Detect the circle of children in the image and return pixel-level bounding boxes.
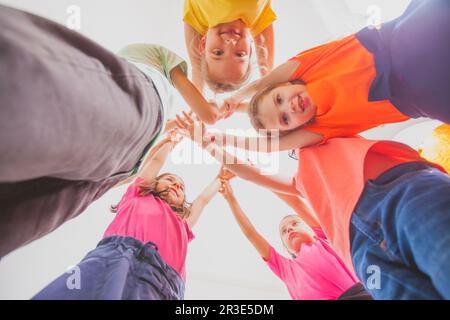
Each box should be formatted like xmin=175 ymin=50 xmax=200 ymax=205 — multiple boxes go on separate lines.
xmin=0 ymin=0 xmax=449 ymax=300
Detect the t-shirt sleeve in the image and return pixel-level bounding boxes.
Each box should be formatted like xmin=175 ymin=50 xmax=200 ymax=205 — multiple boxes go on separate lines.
xmin=183 ymin=0 xmax=207 ymax=35
xmin=263 ymin=246 xmax=291 ymax=281
xmin=251 ymin=0 xmax=277 ymax=37
xmin=288 ymin=35 xmax=354 ymax=82
xmin=118 ymin=44 xmax=188 ymax=85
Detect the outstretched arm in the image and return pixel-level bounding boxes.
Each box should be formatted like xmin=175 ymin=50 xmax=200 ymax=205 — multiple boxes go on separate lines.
xmin=220 ymin=59 xmax=301 ymax=118
xmin=137 ymin=132 xmax=182 ymax=184
xmin=186 ymin=167 xmax=235 ymax=228
xmin=214 ymin=129 xmax=323 ymax=152
xmin=170 ymin=65 xmax=221 ymax=125
xmin=272 ymin=192 xmax=321 ymax=228
xmin=184 ymin=23 xmax=205 ymax=94
xmin=186 ymin=176 xmax=221 ymax=229
xmin=114 ymin=135 xmax=177 ymax=188
xmin=175 ymin=114 xmax=301 ymax=195
xmin=220 ymin=180 xmax=271 ymax=260
xmin=254 ymin=25 xmax=274 ymax=76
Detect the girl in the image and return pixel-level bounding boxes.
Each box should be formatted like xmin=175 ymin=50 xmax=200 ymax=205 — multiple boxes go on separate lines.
xmin=218 ymin=0 xmax=450 ymax=152
xmin=184 ymin=0 xmax=276 ymax=94
xmin=178 ymin=116 xmax=450 ymax=299
xmin=0 ymin=5 xmax=221 ymax=257
xmin=219 ymin=176 xmax=370 ymax=300
xmin=32 ymin=133 xmax=229 ymax=300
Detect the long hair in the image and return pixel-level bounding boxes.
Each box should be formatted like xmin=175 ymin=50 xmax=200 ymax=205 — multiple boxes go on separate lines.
xmin=111 ymin=173 xmax=192 ymax=219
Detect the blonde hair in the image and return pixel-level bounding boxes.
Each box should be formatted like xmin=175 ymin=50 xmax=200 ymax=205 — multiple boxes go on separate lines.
xmin=111 ymin=173 xmax=192 ymax=219
xmin=189 ymin=32 xmax=255 ymax=94
xmin=248 ymin=80 xmax=312 ymax=136
xmin=279 ymin=215 xmax=303 ymax=259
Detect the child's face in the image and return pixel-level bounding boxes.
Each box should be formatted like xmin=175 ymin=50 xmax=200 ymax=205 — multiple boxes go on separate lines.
xmin=155 ymin=174 xmax=186 ymax=207
xmin=258 ymin=83 xmax=317 ymax=132
xmin=279 ymin=216 xmax=316 ymax=255
xmin=201 ymin=20 xmax=251 ymax=89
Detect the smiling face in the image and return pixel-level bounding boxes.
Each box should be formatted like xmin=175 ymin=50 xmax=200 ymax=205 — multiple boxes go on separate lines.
xmin=155 ymin=174 xmax=186 ymax=207
xmin=255 ymin=83 xmax=317 ymax=132
xmin=200 ymin=20 xmax=252 ymax=91
xmin=279 ymin=216 xmax=317 ymax=256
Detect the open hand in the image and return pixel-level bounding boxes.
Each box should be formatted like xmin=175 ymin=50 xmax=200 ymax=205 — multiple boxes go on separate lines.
xmin=175 ymin=111 xmax=206 ymax=145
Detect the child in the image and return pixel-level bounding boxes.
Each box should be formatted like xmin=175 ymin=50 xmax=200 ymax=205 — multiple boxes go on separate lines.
xmin=183 ymin=0 xmax=276 ymax=94
xmin=219 ymin=0 xmax=450 ymax=152
xmin=32 ymin=133 xmax=229 ymax=300
xmin=0 ymin=5 xmax=220 ymax=258
xmin=219 ymin=177 xmax=370 ymax=300
xmin=178 ymin=116 xmax=450 ymax=299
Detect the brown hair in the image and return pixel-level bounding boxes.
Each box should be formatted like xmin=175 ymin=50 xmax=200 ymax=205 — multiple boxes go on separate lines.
xmin=200 ymin=57 xmax=252 ymax=93
xmin=111 ymin=173 xmax=192 ymax=219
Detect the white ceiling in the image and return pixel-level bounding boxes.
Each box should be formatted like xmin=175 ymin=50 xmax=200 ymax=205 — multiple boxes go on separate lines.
xmin=0 ymin=0 xmax=439 ymax=300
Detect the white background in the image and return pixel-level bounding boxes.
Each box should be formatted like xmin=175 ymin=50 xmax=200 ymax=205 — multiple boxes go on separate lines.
xmin=0 ymin=0 xmax=438 ymax=300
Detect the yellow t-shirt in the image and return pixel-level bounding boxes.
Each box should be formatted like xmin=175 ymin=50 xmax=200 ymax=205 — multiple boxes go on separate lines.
xmin=183 ymin=0 xmax=276 ymax=37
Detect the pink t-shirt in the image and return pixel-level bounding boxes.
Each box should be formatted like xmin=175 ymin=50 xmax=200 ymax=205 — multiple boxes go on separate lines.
xmin=103 ymin=178 xmax=195 ymax=281
xmin=264 ymin=228 xmax=358 ymax=300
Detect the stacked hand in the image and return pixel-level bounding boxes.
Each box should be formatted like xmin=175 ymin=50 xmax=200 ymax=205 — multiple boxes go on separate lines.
xmin=218 ymin=167 xmax=235 ymax=200
xmin=219 ymin=95 xmax=244 ymax=119
xmin=175 ymin=111 xmax=206 ymax=144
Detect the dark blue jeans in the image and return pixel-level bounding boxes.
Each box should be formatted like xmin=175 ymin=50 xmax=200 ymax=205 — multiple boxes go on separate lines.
xmin=32 ymin=236 xmax=185 ymax=300
xmin=350 ymin=162 xmax=450 ymax=300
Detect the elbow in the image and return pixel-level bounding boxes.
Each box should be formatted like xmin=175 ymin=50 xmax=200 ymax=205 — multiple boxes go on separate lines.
xmin=202 ymin=111 xmax=220 ymax=125
xmin=203 ymin=115 xmax=218 ymax=126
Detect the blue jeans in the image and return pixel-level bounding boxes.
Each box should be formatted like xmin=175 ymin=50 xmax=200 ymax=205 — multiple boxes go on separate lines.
xmin=32 ymin=236 xmax=185 ymax=300
xmin=350 ymin=162 xmax=450 ymax=300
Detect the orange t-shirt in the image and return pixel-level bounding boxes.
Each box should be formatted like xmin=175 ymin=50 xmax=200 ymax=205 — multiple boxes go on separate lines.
xmin=294 ymin=137 xmax=434 ymax=272
xmin=289 ymin=35 xmax=410 ymax=140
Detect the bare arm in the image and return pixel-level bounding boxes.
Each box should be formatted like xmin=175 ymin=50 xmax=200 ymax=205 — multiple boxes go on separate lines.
xmin=113 ymin=136 xmax=174 ymax=188
xmin=272 ymin=192 xmax=321 ymax=228
xmin=171 ymin=65 xmax=221 ymax=125
xmin=186 ymin=176 xmax=221 ymax=228
xmin=184 ymin=23 xmax=204 ymax=93
xmin=232 ymin=59 xmax=300 ymax=103
xmin=174 ymin=114 xmax=301 ymax=195
xmin=221 ymin=181 xmax=271 ymax=260
xmin=214 ymin=128 xmax=323 ymax=153
xmin=206 ymin=143 xmax=300 ymax=196
xmin=254 ymin=25 xmax=274 ymax=76
xmin=138 ymin=138 xmax=175 ymax=183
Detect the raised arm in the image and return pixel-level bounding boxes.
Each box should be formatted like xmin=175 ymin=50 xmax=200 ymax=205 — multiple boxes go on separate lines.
xmin=221 ymin=59 xmax=301 ymax=116
xmin=186 ymin=175 xmax=221 ymax=229
xmin=272 ymin=192 xmax=321 ymax=229
xmin=184 ymin=23 xmax=205 ymax=93
xmin=220 ymin=180 xmax=271 ymax=260
xmin=137 ymin=135 xmax=179 ymax=184
xmin=254 ymin=25 xmax=274 ymax=76
xmin=114 ymin=135 xmax=176 ymax=188
xmin=175 ymin=114 xmax=301 ymax=195
xmin=170 ymin=65 xmax=221 ymax=125
xmin=211 ymin=128 xmax=323 ymax=153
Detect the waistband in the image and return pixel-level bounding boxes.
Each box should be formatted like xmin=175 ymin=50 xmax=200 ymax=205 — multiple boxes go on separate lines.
xmin=97 ymin=236 xmax=182 ymax=281
xmin=374 ymin=161 xmax=438 ymax=185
